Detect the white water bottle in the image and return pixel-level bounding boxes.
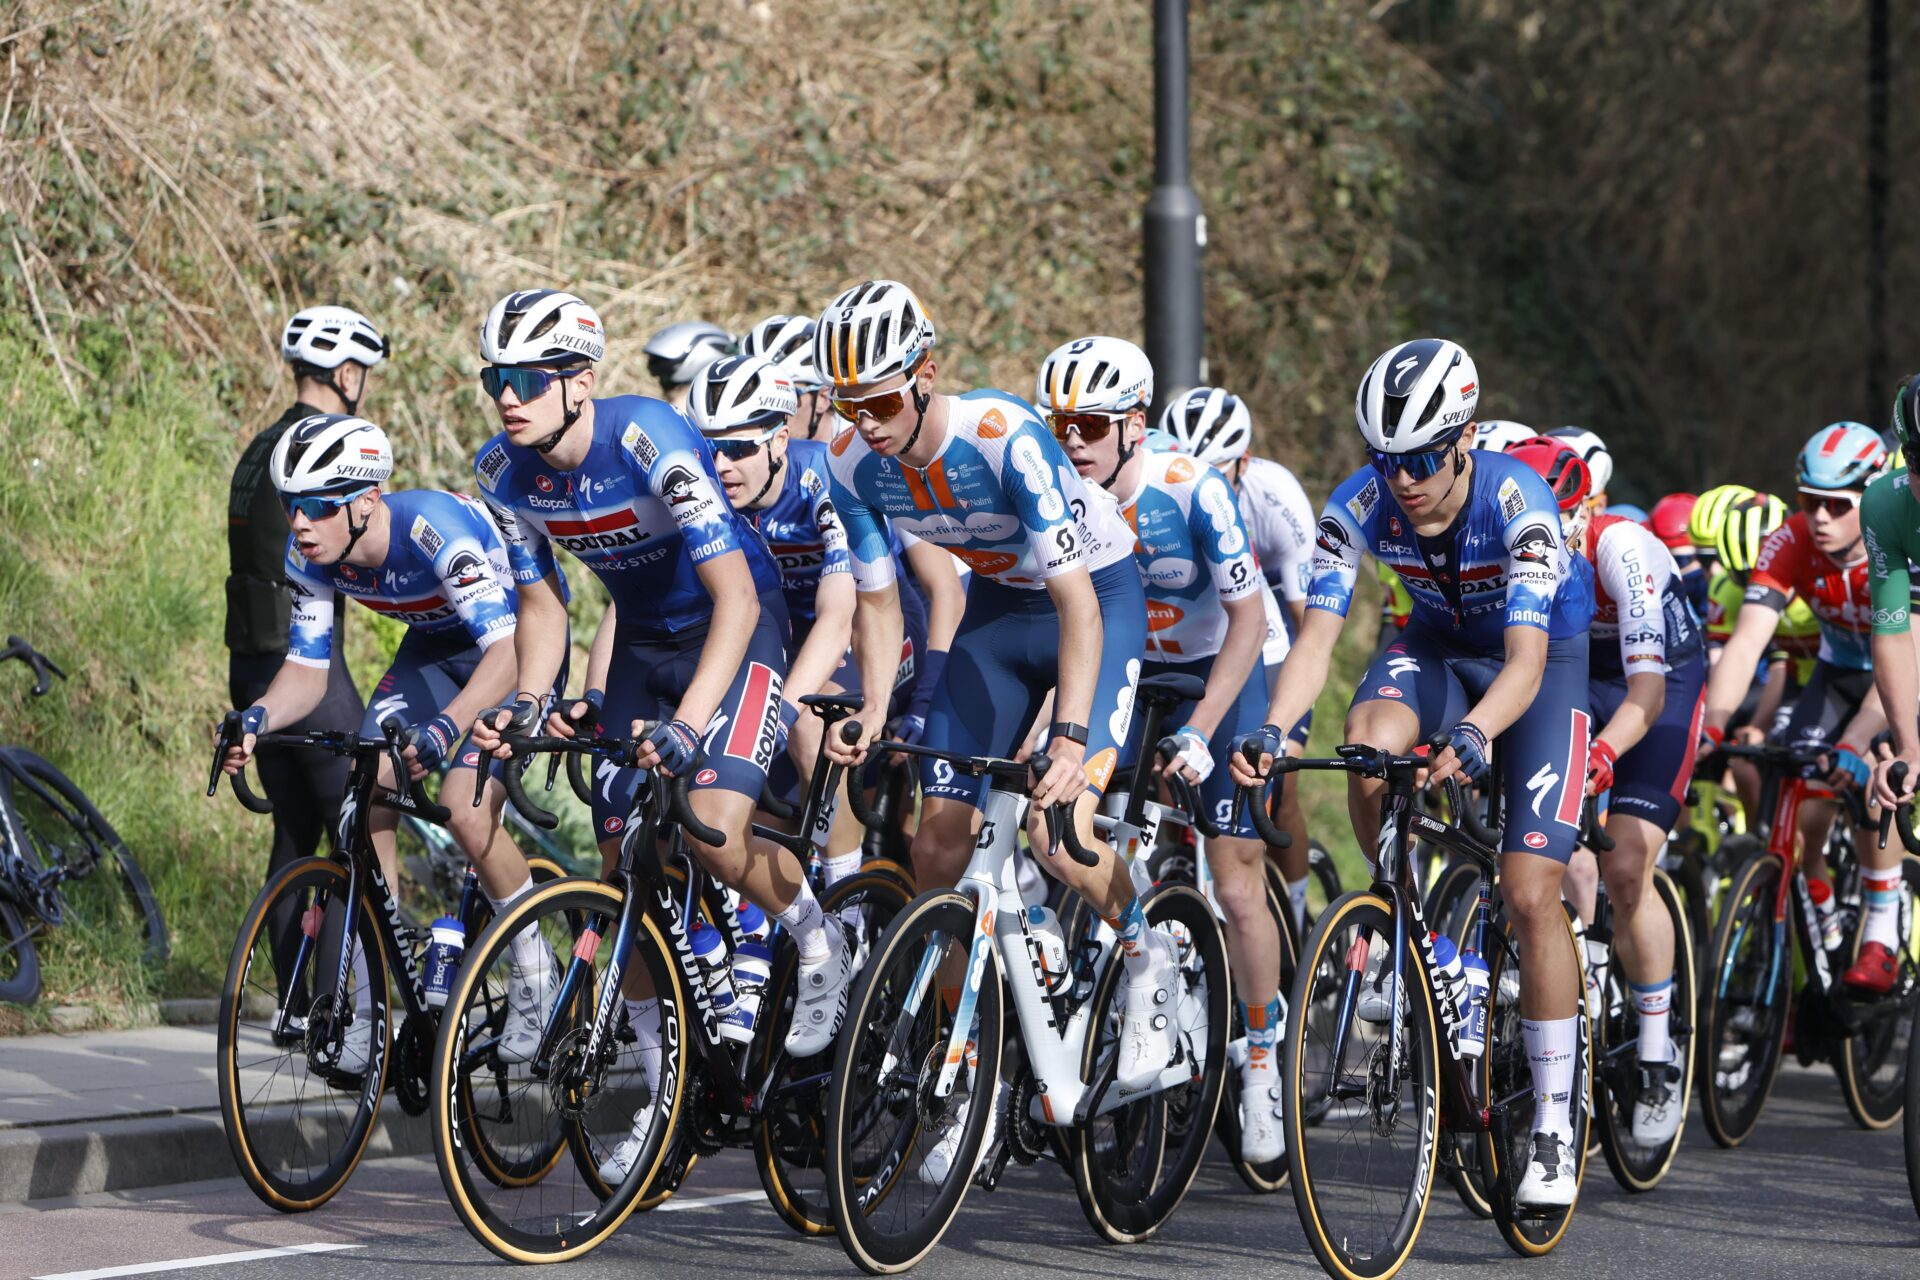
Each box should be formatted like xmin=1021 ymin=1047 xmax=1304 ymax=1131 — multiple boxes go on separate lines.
xmin=690 ymin=920 xmax=737 ymax=1020
xmin=423 ymin=915 xmax=465 ymax=1010
xmin=1025 ymin=905 xmax=1071 ymax=994
xmin=722 ymin=937 xmax=772 ymax=1045
xmin=1808 ymin=877 xmax=1845 ymax=953
xmin=1429 ymin=933 xmax=1466 ymax=1030
xmin=1458 ymin=948 xmax=1490 ymax=1058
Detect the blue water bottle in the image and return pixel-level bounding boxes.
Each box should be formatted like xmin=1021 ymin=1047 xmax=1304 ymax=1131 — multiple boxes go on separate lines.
xmin=690 ymin=920 xmax=737 ymax=1020
xmin=423 ymin=915 xmax=465 ymax=1009
xmin=1458 ymin=947 xmax=1490 ymax=1058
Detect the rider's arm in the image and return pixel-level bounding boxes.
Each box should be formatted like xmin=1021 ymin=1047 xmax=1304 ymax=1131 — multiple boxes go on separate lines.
xmin=903 ymin=535 xmax=965 ymax=652
xmin=1188 ymin=593 xmax=1265 ymax=741
xmin=508 ymin=570 xmax=571 ymax=711
xmin=1751 ymin=656 xmax=1789 ymax=730
xmin=787 ymin=571 xmax=855 ymax=703
xmin=1598 ymin=671 xmax=1665 ymax=759
xmin=823 ymin=461 xmax=907 ymax=759
xmin=1038 ymin=565 xmax=1104 ymax=806
xmin=1429 ymin=623 xmax=1548 ymax=786
xmin=432 ymin=514 xmax=522 ymax=731
xmin=252 ymin=551 xmax=337 ymax=729
xmin=673 ymin=549 xmax=761 ymax=731
xmin=1703 ymin=602 xmax=1782 ymax=734
xmin=1183 ymin=466 xmax=1266 ymax=740
xmin=585 ymin=600 xmax=616 ymax=694
xmin=1594 ymin=522 xmax=1670 ymax=755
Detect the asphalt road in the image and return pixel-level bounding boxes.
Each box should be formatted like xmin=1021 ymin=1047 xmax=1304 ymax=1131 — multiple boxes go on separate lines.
xmin=3 ymin=1062 xmax=1914 ymax=1280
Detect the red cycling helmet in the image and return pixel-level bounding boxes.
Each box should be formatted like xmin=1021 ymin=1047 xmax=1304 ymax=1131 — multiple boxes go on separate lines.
xmin=1649 ymin=492 xmax=1698 ymax=551
xmin=1507 ymin=436 xmax=1592 ymax=512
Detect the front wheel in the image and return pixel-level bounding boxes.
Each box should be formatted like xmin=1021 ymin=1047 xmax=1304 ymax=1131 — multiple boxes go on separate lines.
xmin=1593 ymin=868 xmax=1696 ymax=1192
xmin=1698 ymin=852 xmax=1791 ymax=1148
xmin=1835 ymin=852 xmax=1920 ymax=1129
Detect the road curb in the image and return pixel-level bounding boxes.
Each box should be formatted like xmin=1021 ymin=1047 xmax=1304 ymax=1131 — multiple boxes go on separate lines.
xmin=0 ymin=1103 xmax=431 ymax=1203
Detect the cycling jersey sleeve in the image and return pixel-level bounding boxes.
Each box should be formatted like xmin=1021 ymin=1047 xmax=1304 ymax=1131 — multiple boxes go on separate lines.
xmin=1597 ymin=520 xmax=1672 ymax=673
xmin=1304 ymin=470 xmax=1374 ymax=620
xmin=803 ymin=466 xmax=853 ymax=583
xmin=632 ymin=418 xmax=740 ymax=564
xmin=826 ymin=461 xmax=900 ymax=594
xmin=422 ymin=514 xmax=518 ymax=653
xmin=475 ymin=439 xmax=558 ymax=587
xmin=1244 ymin=460 xmax=1316 ymax=603
xmin=1744 ymin=520 xmax=1804 ymax=615
xmin=1493 ymin=470 xmax=1561 ymax=631
xmin=1861 ymin=471 xmax=1914 ymax=634
xmin=283 ymin=542 xmax=335 ymax=668
xmin=999 ymin=421 xmax=1090 ymax=581
xmin=1190 ymin=467 xmax=1263 ymax=602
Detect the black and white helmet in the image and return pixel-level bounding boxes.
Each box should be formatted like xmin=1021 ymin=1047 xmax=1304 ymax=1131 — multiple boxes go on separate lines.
xmin=1354 ymin=338 xmax=1479 ymax=453
xmin=687 ymin=355 xmax=799 ymax=436
xmin=1472 ymin=420 xmax=1534 ymax=453
xmin=741 ymin=314 xmax=824 ymax=392
xmin=269 ymin=414 xmax=393 ymax=497
xmin=814 ymin=280 xmax=936 ymax=389
xmin=1160 ymin=386 xmax=1252 ymax=467
xmin=1033 ymin=337 xmax=1154 ymax=416
xmin=1545 ymin=425 xmax=1612 ymax=494
xmin=480 ymin=290 xmax=605 ymax=366
xmin=280 ymin=306 xmax=387 ymax=370
xmin=642 ymin=320 xmax=731 ymax=387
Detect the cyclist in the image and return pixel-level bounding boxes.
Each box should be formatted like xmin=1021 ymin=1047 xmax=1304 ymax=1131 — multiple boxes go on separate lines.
xmin=219 ymin=413 xmax=531 ymax=1072
xmin=741 ymin=314 xmax=834 ymax=442
xmin=812 ymin=282 xmax=1161 ymax=1175
xmin=1701 ymin=424 xmax=1899 ymax=992
xmin=1231 ymin=338 xmax=1596 ymax=1208
xmin=224 ymin=306 xmax=379 ymax=1003
xmin=641 ymin=319 xmax=732 ymax=410
xmin=464 ymin=291 xmax=849 ymax=1181
xmin=1041 ymin=338 xmax=1284 ymax=1162
xmin=1157 ymin=385 xmax=1320 ymax=931
xmin=1690 ymin=482 xmax=1756 ymax=578
xmin=1547 ymin=424 xmax=1612 ymax=515
xmin=1511 ymin=437 xmax=1705 ymax=1145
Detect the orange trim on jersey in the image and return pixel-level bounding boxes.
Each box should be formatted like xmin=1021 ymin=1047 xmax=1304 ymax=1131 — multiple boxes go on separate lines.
xmin=926 ymin=460 xmax=957 ymax=507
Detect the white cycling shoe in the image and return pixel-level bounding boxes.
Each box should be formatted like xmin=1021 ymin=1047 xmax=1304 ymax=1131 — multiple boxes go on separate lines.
xmin=1356 ymin=946 xmax=1405 ymax=1025
xmin=1515 ymin=1130 xmax=1578 ymax=1208
xmin=495 ymin=954 xmax=560 ymax=1065
xmin=1630 ymin=1052 xmax=1685 ymax=1146
xmin=330 ymin=1016 xmax=373 ymax=1077
xmin=1116 ymin=931 xmax=1179 ymax=1090
xmin=918 ymin=1081 xmax=1006 ymax=1184
xmin=1239 ymin=1071 xmax=1284 ymax=1163
xmin=596 ymin=1103 xmax=656 ymax=1186
xmin=784 ymin=918 xmax=853 ymax=1058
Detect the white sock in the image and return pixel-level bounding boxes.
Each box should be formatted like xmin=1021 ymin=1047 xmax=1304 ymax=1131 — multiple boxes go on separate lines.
xmin=1286 ymin=877 xmax=1309 ymax=933
xmin=1863 ymin=869 xmax=1904 ymax=950
xmin=485 ymin=876 xmax=549 ymax=972
xmin=823 ymin=851 xmax=862 ymax=886
xmin=350 ymin=944 xmax=372 ymax=1014
xmin=1522 ymin=1016 xmax=1578 ymax=1145
xmin=1631 ymin=978 xmax=1673 ymax=1065
xmin=624 ymin=998 xmax=663 ymax=1106
xmin=778 ymin=883 xmax=831 ymax=962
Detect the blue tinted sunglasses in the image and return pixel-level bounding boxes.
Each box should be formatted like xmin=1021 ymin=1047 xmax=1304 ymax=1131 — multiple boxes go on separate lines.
xmin=281 ymin=488 xmax=369 ymax=521
xmin=710 ymin=426 xmax=783 ymax=460
xmin=1367 ymin=437 xmax=1460 ymax=481
xmin=481 ymin=364 xmax=583 ymax=402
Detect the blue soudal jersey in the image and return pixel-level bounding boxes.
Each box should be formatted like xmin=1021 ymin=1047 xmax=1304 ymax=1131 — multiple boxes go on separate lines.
xmin=1116 ymin=450 xmax=1263 ymax=660
xmin=1309 ymin=451 xmax=1594 ymax=647
xmin=284 ymin=489 xmax=518 ymax=666
xmin=476 ymin=396 xmax=782 ymax=635
xmin=826 ymin=390 xmax=1135 ymax=592
xmin=745 ymin=438 xmax=854 ymax=625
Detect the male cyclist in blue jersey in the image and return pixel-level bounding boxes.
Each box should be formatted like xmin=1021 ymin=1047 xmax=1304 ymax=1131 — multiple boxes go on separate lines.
xmin=219 ymin=414 xmax=537 ymax=1071
xmin=464 ymin=291 xmax=850 ymax=1181
xmin=813 ymin=281 xmax=1163 ymax=1176
xmin=1232 ymin=338 xmax=1596 ymax=1208
xmin=1040 ymin=336 xmax=1285 ymax=1163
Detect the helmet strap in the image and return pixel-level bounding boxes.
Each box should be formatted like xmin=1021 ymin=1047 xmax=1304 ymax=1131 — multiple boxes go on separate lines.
xmin=341 ymin=495 xmax=372 ymax=561
xmin=747 ymin=452 xmax=784 ymax=508
xmin=898 ymin=382 xmax=933 ymax=457
xmin=1102 ymin=432 xmax=1136 ymax=491
xmin=532 ymin=374 xmax=586 ymax=455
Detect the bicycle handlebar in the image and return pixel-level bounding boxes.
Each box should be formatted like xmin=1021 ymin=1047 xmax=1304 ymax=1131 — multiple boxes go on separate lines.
xmin=840 ymin=721 xmax=891 ymax=832
xmin=1155 ymin=736 xmax=1219 ymax=839
xmin=4 ymin=636 xmax=66 ymax=698
xmin=210 ymin=712 xmax=451 ymax=823
xmin=493 ymin=726 xmax=727 ymax=847
xmin=1880 ymin=762 xmax=1920 ymax=857
xmin=1228 ymin=739 xmax=1297 ymax=849
xmin=1028 ymin=751 xmax=1098 ymax=867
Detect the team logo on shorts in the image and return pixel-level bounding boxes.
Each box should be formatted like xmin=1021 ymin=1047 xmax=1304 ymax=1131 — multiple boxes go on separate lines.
xmin=1524 ymin=831 xmax=1548 ymax=849
xmin=603 ymin=816 xmax=624 ymax=833
xmin=695 ymin=767 xmax=719 ymax=786
xmin=722 ymin=662 xmax=785 ymax=772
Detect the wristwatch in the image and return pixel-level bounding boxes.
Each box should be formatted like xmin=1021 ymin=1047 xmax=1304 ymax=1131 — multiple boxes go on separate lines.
xmin=1050 ymin=721 xmax=1089 ymax=747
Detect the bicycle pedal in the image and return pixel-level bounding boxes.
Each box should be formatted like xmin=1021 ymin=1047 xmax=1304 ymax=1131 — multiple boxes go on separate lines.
xmin=975 ymin=1141 xmax=1011 ymax=1191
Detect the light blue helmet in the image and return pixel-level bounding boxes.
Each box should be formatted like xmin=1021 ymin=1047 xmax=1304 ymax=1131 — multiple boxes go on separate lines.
xmin=1144 ymin=428 xmax=1185 ymax=453
xmin=1796 ymin=422 xmax=1889 ymax=492
xmin=1604 ymin=503 xmax=1650 ymax=526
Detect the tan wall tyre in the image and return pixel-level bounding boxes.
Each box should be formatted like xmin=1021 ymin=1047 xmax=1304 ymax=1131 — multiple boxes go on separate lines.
xmin=1477 ymin=908 xmax=1592 ymax=1257
xmin=1283 ymin=891 xmax=1443 ymax=1280
xmin=216 ymin=856 xmax=391 ymax=1213
xmin=1428 ymin=866 xmax=1495 ymax=1221
xmin=825 ymin=890 xmax=1002 ymax=1275
xmin=1069 ymin=882 xmax=1229 ymax=1241
xmin=754 ymin=868 xmax=915 ymax=1237
xmin=1698 ymin=852 xmax=1791 ymax=1148
xmin=1215 ymin=874 xmax=1296 ymax=1193
xmin=429 ymin=877 xmax=689 ymax=1264
xmin=1593 ymin=868 xmax=1697 ymax=1193
xmin=1835 ymin=851 xmax=1920 ymax=1129
xmin=1903 ymin=998 xmax=1920 ymax=1217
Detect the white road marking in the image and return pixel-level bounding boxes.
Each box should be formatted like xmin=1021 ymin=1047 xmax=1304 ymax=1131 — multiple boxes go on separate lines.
xmin=655 ymin=1190 xmax=764 ymax=1213
xmin=33 ymin=1242 xmax=364 ymax=1279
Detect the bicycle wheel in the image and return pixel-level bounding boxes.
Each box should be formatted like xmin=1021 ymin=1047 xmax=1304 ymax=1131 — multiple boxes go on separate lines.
xmin=826 ymin=889 xmax=1003 ymax=1275
xmin=1070 ymin=882 xmax=1229 ymax=1240
xmin=432 ymin=878 xmax=683 ymax=1263
xmin=1698 ymin=852 xmax=1791 ymax=1148
xmin=1593 ymin=868 xmax=1696 ymax=1192
xmin=4 ymin=749 xmax=167 ymax=969
xmin=1904 ymin=997 xmax=1920 ymax=1218
xmin=1284 ymin=890 xmax=1442 ymax=1280
xmin=1421 ymin=858 xmax=1480 ymax=938
xmin=1661 ymin=829 xmax=1714 ymax=967
xmin=1478 ymin=908 xmax=1591 ymax=1257
xmin=1836 ymin=852 xmax=1920 ymax=1129
xmin=755 ymin=868 xmax=914 ymax=1236
xmin=216 ymin=856 xmax=390 ymax=1212
xmin=1428 ymin=868 xmax=1494 ymax=1220
xmin=1216 ymin=872 xmax=1296 ymax=1193
xmin=0 ymin=894 xmax=40 ymax=1004
xmin=1306 ymin=839 xmax=1341 ymax=928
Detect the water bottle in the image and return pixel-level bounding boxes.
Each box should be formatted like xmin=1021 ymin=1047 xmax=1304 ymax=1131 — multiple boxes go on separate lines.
xmin=1429 ymin=933 xmax=1466 ymax=1032
xmin=689 ymin=920 xmax=737 ymax=1020
xmin=422 ymin=915 xmax=465 ymax=1010
xmin=736 ymin=900 xmax=769 ymax=943
xmin=1808 ymin=877 xmax=1844 ymax=953
xmin=1458 ymin=948 xmax=1490 ymax=1058
xmin=722 ymin=936 xmax=772 ymax=1044
xmin=1025 ymin=905 xmax=1071 ymax=995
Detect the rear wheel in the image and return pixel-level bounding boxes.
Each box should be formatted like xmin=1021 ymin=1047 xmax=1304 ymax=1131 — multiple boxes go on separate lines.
xmin=1594 ymin=869 xmax=1696 ymax=1192
xmin=1835 ymin=852 xmax=1920 ymax=1129
xmin=1698 ymin=852 xmax=1792 ymax=1148
xmin=0 ymin=896 xmax=39 ymax=1004
xmin=1903 ymin=998 xmax=1920 ymax=1217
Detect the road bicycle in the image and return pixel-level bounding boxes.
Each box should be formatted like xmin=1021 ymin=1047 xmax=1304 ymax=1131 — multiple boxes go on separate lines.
xmin=0 ymin=636 xmax=166 ymax=1004
xmin=1270 ymin=743 xmax=1592 ymax=1279
xmin=394 ymin=764 xmax=593 ymax=926
xmin=822 ymin=734 xmax=1229 ymax=1273
xmin=206 ymin=714 xmax=571 ymax=1211
xmin=1699 ymin=742 xmax=1919 ymax=1145
xmin=428 ymin=700 xmax=912 ymax=1261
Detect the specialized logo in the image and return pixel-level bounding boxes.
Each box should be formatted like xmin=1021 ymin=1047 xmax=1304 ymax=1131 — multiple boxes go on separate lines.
xmin=1386 ymin=654 xmax=1420 ymax=680
xmin=1392 ymin=355 xmax=1421 ymax=390
xmin=1526 ymin=761 xmax=1560 ymax=819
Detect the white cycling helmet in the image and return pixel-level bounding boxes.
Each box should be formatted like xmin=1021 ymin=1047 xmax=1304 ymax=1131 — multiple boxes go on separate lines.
xmin=1355 ymin=338 xmax=1479 ymax=453
xmin=269 ymin=414 xmax=393 ymax=497
xmin=281 ymin=306 xmax=387 ymax=370
xmin=741 ymin=314 xmax=824 ymax=392
xmin=1159 ymin=386 xmax=1252 ymax=466
xmin=1472 ymin=419 xmax=1535 ymax=453
xmin=814 ymin=280 xmax=936 ymax=389
xmin=1033 ymin=336 xmax=1154 ymax=416
xmin=687 ymin=354 xmax=799 ymax=436
xmin=481 ymin=290 xmax=605 ymax=366
xmin=642 ymin=320 xmax=731 ymax=387
xmin=1545 ymin=425 xmax=1612 ymax=494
